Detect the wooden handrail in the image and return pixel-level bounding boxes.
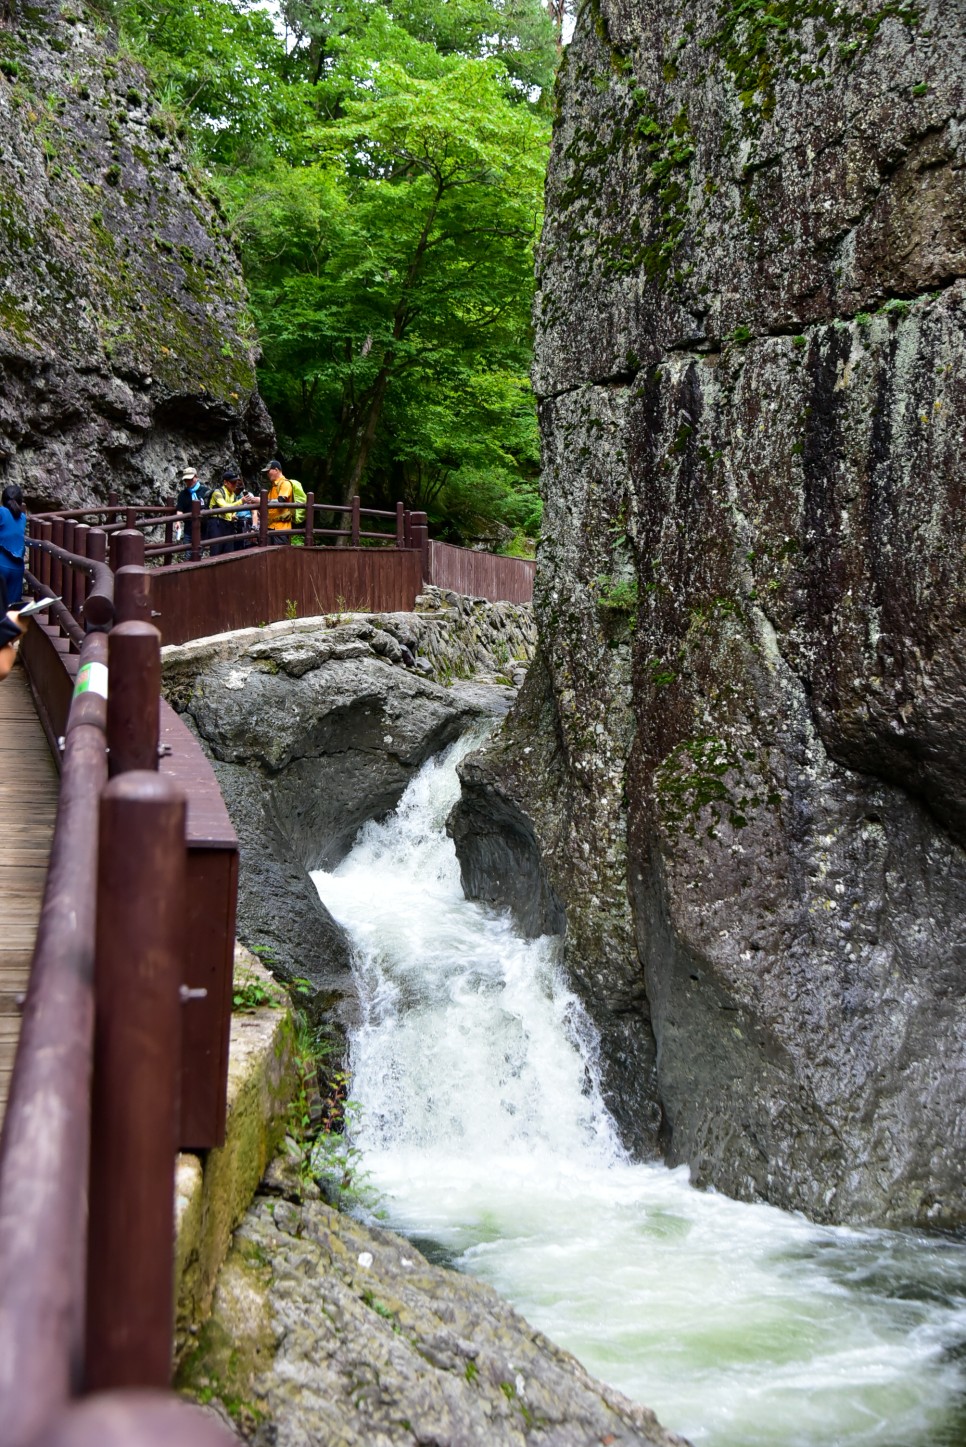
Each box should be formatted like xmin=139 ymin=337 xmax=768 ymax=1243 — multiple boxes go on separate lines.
xmin=27 ymin=537 xmax=115 ymax=633
xmin=0 ymin=546 xmax=239 ymax=1440
xmin=0 ymin=630 xmax=109 ymax=1446
xmin=32 ymin=499 xmax=412 ymax=542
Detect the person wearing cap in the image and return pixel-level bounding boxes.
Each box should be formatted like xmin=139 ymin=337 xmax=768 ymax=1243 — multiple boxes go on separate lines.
xmin=263 ymin=459 xmax=294 ymax=536
xmin=208 ymin=467 xmax=245 ymax=555
xmin=175 ymin=466 xmax=211 ymax=556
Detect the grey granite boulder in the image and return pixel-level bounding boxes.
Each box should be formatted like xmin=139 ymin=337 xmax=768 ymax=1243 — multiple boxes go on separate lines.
xmin=164 ymin=619 xmax=512 ymax=1020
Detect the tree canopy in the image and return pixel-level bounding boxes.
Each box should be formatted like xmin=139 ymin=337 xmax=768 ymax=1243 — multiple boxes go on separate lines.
xmin=122 ymin=0 xmax=557 ymax=547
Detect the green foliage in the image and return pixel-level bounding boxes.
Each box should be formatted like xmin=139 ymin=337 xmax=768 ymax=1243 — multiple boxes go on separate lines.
xmin=232 ymin=978 xmax=277 ymax=1011
xmin=122 ymin=0 xmax=556 ymax=546
xmin=595 ymin=573 xmax=639 ymax=612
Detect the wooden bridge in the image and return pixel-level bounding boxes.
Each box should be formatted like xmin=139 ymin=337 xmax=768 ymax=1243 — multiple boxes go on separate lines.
xmin=0 ymin=499 xmax=534 ymax=1446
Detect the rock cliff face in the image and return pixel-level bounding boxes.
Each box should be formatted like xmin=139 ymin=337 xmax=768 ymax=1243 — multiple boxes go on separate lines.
xmin=452 ymin=1 xmax=966 ymax=1224
xmin=0 ymin=0 xmax=272 ymax=507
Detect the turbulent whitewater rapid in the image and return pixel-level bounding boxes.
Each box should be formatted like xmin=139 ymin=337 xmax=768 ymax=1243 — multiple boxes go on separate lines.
xmin=312 ymin=730 xmax=966 ymax=1447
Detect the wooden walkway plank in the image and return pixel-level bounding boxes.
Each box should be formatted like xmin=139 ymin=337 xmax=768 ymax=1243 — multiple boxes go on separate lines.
xmin=0 ymin=665 xmax=59 ymax=1117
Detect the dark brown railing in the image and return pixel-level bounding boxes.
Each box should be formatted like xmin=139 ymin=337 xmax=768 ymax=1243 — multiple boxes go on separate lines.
xmin=0 ymin=488 xmax=534 ymax=1442
xmin=34 ymin=492 xmax=422 ymax=564
xmin=30 ymin=493 xmax=535 ymax=607
xmin=0 ymin=539 xmax=238 ymax=1446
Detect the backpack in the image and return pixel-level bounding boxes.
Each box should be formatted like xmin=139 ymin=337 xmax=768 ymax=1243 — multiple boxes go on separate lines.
xmin=290 ymin=478 xmax=306 ymax=526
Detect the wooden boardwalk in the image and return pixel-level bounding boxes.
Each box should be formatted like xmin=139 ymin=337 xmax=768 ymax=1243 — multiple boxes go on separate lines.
xmin=0 ymin=663 xmax=58 ymax=1119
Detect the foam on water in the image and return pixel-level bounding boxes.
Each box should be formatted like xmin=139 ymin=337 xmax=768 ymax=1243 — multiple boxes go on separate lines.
xmin=313 ymin=731 xmax=966 ymax=1447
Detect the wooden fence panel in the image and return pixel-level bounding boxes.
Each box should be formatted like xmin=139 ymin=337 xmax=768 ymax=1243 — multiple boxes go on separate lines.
xmin=426 ymin=541 xmax=534 ymax=604
xmin=159 ymin=702 xmax=238 ymax=1151
xmin=150 ymin=546 xmax=424 ymax=647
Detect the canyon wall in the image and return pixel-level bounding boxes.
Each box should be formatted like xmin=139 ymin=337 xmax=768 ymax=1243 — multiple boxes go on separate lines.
xmin=453 ymin=0 xmax=966 ymax=1224
xmin=0 ymin=0 xmax=272 ymax=508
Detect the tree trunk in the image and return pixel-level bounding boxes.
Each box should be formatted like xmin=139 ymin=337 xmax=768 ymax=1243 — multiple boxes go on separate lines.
xmin=338 ymin=181 xmax=445 ymax=516
xmin=341 ymin=362 xmax=391 ymax=516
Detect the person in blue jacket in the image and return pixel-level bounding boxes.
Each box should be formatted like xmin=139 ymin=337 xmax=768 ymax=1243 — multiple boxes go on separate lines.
xmin=0 ymin=576 xmax=25 ymax=680
xmin=0 ymin=484 xmax=26 ymax=607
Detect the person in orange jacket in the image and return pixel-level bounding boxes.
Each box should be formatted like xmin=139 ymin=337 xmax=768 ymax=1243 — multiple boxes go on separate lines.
xmin=263 ymin=459 xmax=294 ymax=536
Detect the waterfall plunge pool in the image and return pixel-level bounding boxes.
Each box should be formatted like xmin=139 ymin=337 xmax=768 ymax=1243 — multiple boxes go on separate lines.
xmin=312 ymin=730 xmax=966 ymax=1447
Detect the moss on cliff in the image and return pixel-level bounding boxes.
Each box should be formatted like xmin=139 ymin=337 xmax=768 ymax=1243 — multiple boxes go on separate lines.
xmin=706 ymin=1 xmax=921 ymax=125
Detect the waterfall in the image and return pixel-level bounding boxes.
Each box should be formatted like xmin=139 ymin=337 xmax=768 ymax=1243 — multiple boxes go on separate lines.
xmin=313 ymin=731 xmax=966 ymax=1447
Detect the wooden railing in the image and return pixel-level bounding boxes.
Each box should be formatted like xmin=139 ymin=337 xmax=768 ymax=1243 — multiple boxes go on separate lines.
xmin=31 ymin=494 xmax=536 ymax=608
xmin=0 ymin=490 xmax=534 ymax=1439
xmin=0 ymin=536 xmax=237 ymax=1446
xmin=33 ymin=492 xmax=425 ymax=566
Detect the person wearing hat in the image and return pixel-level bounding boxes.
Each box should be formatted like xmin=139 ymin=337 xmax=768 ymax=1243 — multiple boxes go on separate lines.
xmin=175 ymin=466 xmax=211 ymax=556
xmin=262 ymin=459 xmax=294 ymax=536
xmin=208 ymin=467 xmax=246 ymax=555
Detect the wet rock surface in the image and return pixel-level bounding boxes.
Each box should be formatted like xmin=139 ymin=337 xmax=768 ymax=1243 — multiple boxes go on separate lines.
xmin=179 ymin=1183 xmax=689 ymax=1447
xmin=163 ymin=615 xmax=519 ymax=1019
xmin=0 ymin=0 xmax=271 ymax=505
xmin=456 ymin=2 xmax=966 ymax=1224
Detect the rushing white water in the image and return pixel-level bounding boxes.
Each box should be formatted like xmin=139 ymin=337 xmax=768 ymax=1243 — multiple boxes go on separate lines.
xmin=312 ymin=731 xmax=966 ymax=1447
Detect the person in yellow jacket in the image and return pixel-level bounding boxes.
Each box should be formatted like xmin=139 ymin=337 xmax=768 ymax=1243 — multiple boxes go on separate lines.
xmin=262 ymin=459 xmax=294 ymax=535
xmin=208 ymin=468 xmax=244 ymax=555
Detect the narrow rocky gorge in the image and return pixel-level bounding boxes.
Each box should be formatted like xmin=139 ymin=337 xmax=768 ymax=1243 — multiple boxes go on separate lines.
xmin=162 ymin=594 xmax=535 ymax=1022
xmin=164 ymin=604 xmax=697 ymax=1445
xmin=450 ymin=0 xmax=966 ymax=1227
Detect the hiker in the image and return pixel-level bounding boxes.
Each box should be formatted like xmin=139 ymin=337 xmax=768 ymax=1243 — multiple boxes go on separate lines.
xmin=0 ymin=574 xmax=26 ymax=681
xmin=176 ymin=467 xmax=211 ymax=556
xmin=236 ymin=483 xmax=259 ymax=546
xmin=0 ymin=483 xmax=26 ymax=607
xmin=208 ymin=468 xmax=245 ymax=555
xmin=263 ymin=459 xmax=294 ymax=539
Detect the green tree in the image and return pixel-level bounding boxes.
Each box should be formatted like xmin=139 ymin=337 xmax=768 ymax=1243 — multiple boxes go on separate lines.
xmin=123 ymin=0 xmax=555 ymax=543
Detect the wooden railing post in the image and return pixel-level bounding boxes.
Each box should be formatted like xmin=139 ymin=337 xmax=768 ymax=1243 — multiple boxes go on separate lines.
xmin=396 ymin=502 xmax=405 ymax=548
xmin=258 ymin=489 xmax=268 ymax=547
xmin=107 ymin=490 xmax=118 ymax=510
xmin=107 ymin=621 xmax=161 ymax=777
xmin=37 ymin=518 xmax=52 ymax=590
xmin=125 ymin=506 xmax=136 ymax=531
xmin=164 ymin=496 xmax=175 ymax=566
xmin=304 ymin=492 xmax=315 ymax=546
xmin=190 ymin=498 xmax=202 ymax=561
xmin=86 ymin=527 xmax=107 ymax=577
xmin=109 ymin=529 xmax=144 ymax=573
xmin=85 ymin=770 xmax=185 ymax=1392
xmin=350 ymin=495 xmax=361 ymax=546
xmin=73 ymin=524 xmax=90 ymax=622
xmin=410 ymin=510 xmax=429 ymax=582
xmin=62 ymin=522 xmax=76 ymax=622
xmin=403 ymin=509 xmax=412 ymax=549
xmin=50 ymin=518 xmax=64 ymax=601
xmin=114 ymin=565 xmax=152 ymax=628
